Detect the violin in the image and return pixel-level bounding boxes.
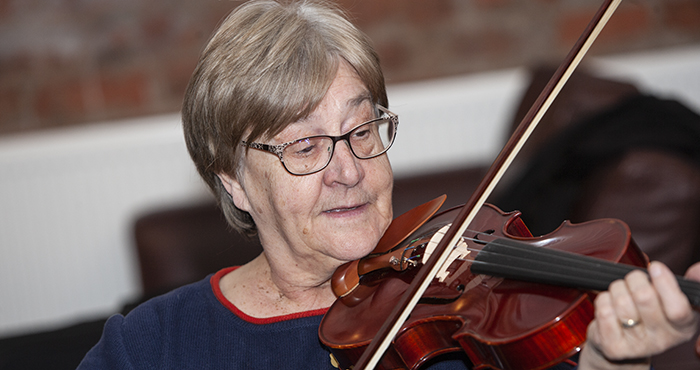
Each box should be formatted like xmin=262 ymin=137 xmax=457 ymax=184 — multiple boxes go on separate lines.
xmin=319 ymin=0 xmax=700 ymax=368
xmin=320 ymin=197 xmax=700 ymax=369
xmin=319 ymin=201 xmax=606 ymax=369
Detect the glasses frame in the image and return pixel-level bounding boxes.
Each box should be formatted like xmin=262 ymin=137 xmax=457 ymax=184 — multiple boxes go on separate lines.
xmin=242 ymin=104 xmax=398 ymax=176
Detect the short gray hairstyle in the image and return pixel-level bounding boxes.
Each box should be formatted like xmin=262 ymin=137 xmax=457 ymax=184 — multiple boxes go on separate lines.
xmin=182 ymin=0 xmax=387 ymax=236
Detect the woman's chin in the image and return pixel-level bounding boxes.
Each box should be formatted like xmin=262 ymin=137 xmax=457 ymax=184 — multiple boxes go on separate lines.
xmin=332 ymin=240 xmax=378 ymax=263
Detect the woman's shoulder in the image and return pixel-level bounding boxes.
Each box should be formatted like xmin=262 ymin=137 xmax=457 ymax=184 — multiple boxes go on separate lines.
xmin=77 ymin=274 xmax=224 ymax=369
xmin=78 ymin=269 xmax=336 ymax=369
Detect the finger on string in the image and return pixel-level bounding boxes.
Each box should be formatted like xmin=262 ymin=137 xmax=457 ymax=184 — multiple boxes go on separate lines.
xmin=609 ymin=277 xmax=642 ymax=330
xmin=624 ymin=267 xmax=674 ymax=336
xmin=590 ymin=291 xmax=629 ymax=360
xmin=684 ymin=262 xmax=700 ymax=281
xmin=594 ymin=291 xmax=625 ymax=339
xmin=648 ymin=262 xmax=694 ymax=326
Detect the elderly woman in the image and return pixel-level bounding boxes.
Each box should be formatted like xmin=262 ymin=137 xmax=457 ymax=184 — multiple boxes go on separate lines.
xmin=79 ymin=1 xmax=699 ymax=369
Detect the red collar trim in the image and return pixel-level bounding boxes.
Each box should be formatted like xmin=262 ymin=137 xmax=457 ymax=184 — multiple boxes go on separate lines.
xmin=210 ymin=266 xmax=329 ymax=324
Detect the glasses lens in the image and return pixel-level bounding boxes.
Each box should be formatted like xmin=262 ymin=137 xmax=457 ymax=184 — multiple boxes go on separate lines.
xmin=277 ymin=107 xmax=397 ymax=175
xmin=282 ymin=137 xmax=333 ymax=175
xmin=349 ymin=117 xmax=395 ymax=159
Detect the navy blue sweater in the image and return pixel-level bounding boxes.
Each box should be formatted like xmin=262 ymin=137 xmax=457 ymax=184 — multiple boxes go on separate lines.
xmin=78 ymin=267 xmax=577 ymax=369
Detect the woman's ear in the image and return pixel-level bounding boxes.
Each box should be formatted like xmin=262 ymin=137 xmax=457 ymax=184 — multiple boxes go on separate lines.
xmin=217 ymin=172 xmax=252 ymax=212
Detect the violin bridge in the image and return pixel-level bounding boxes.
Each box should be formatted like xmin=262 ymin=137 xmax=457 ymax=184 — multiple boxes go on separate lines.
xmin=423 ymin=224 xmax=471 ymax=283
xmin=436 ymin=238 xmax=470 ymax=282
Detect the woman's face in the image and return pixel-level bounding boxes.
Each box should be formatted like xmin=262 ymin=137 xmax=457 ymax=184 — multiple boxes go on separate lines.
xmin=222 ymin=62 xmax=394 ymax=271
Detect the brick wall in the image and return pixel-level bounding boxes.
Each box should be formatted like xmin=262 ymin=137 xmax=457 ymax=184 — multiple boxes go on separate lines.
xmin=0 ymin=0 xmax=698 ymax=135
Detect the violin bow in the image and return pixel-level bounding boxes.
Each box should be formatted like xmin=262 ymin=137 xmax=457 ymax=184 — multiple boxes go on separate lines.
xmin=353 ymin=0 xmax=622 ymax=368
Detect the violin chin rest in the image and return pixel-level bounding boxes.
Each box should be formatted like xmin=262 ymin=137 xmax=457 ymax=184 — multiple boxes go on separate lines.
xmin=331 ymin=260 xmax=360 ymax=298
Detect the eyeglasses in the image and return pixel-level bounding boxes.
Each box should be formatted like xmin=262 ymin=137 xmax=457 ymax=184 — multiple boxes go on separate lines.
xmin=242 ymin=104 xmax=398 ymax=176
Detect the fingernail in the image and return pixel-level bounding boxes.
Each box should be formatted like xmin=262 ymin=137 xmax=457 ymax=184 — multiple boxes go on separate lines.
xmin=649 ymin=262 xmax=662 ymax=277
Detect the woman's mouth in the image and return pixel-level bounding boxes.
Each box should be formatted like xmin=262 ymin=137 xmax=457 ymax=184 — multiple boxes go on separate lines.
xmin=324 ymin=204 xmax=364 ymax=214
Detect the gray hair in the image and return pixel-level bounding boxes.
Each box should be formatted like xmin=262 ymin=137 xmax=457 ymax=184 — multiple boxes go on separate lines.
xmin=182 ymin=0 xmax=387 ymax=236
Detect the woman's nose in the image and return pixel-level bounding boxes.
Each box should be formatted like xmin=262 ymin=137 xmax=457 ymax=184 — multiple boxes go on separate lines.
xmin=323 ymin=140 xmax=362 ymax=187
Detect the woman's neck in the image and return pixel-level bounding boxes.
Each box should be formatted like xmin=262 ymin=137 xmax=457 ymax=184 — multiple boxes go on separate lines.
xmin=219 ymin=253 xmax=338 ymax=318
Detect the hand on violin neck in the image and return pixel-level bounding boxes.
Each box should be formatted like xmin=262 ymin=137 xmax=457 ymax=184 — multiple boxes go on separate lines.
xmin=684 ymin=261 xmax=700 ymax=359
xmin=579 ymin=261 xmax=699 ymax=370
xmin=685 ymin=261 xmax=700 ymax=281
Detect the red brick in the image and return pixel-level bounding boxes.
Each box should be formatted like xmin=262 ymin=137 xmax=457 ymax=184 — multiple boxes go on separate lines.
xmin=375 ymin=40 xmax=412 ymax=76
xmin=95 ymin=27 xmax=136 ymax=70
xmin=0 ymin=84 xmax=22 ymax=125
xmin=34 ymin=78 xmax=86 ymax=123
xmin=163 ymin=56 xmax=198 ymax=103
xmin=174 ymin=22 xmax=209 ymax=50
xmin=0 ymin=0 xmax=13 ymax=20
xmin=664 ymin=0 xmax=700 ymax=31
xmin=451 ymin=29 xmax=515 ymax=60
xmin=600 ymin=4 xmax=653 ymax=41
xmin=0 ymin=0 xmax=696 ymax=136
xmin=99 ymin=70 xmax=149 ymax=112
xmin=0 ymin=53 xmax=33 ymax=81
xmin=340 ymin=0 xmax=453 ymax=28
xmin=557 ymin=4 xmax=652 ymax=48
xmin=142 ymin=14 xmax=172 ymax=47
xmin=404 ymin=0 xmax=454 ymax=27
xmin=336 ymin=0 xmax=397 ymax=27
xmin=474 ymin=0 xmax=514 ymax=10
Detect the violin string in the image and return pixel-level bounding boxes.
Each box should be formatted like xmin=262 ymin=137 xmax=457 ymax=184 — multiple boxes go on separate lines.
xmin=433 ymin=229 xmax=630 ymax=277
xmin=413 ymin=229 xmax=700 ymax=304
xmin=406 ymin=225 xmax=700 ymax=294
xmin=407 ymin=231 xmax=625 ymax=293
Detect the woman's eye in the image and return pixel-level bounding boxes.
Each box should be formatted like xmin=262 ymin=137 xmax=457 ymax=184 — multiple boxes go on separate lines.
xmin=353 ymin=128 xmax=370 ymax=138
xmin=353 ymin=123 xmax=377 ymax=141
xmin=294 ymin=143 xmax=317 ymax=156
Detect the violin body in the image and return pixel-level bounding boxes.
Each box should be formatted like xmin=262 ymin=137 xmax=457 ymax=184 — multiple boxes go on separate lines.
xmin=319 ymin=203 xmax=648 ymax=370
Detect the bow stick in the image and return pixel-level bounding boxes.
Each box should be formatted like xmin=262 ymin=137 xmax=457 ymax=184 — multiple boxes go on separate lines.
xmin=353 ymin=0 xmax=622 ymax=368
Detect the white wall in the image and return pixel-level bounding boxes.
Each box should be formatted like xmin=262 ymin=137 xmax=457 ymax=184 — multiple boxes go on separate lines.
xmin=0 ymin=44 xmax=698 ymax=337
xmin=0 ymin=117 xmax=210 ymax=336
xmin=387 ymin=68 xmax=527 ymax=176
